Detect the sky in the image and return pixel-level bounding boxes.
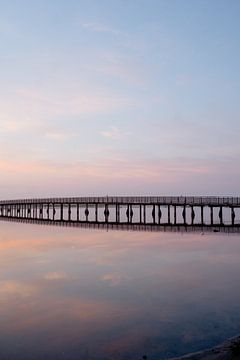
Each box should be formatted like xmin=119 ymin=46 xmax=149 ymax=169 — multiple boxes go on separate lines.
xmin=0 ymin=0 xmax=240 ymax=198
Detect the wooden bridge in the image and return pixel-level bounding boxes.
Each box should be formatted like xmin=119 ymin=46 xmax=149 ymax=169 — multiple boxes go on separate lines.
xmin=0 ymin=196 xmax=240 ymax=227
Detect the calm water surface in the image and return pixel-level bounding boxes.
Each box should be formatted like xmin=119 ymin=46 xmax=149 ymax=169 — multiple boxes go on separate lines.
xmin=1 ymin=221 xmax=240 ymax=359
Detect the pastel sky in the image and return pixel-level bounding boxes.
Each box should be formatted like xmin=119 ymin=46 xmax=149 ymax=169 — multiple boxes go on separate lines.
xmin=1 ymin=0 xmax=240 ymax=198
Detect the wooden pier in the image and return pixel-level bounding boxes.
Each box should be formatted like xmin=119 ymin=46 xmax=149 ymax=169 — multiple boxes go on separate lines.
xmin=0 ymin=196 xmax=240 ymax=227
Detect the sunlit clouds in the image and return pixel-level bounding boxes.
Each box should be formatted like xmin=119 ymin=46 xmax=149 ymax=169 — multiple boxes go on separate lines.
xmin=0 ymin=155 xmax=240 ymax=198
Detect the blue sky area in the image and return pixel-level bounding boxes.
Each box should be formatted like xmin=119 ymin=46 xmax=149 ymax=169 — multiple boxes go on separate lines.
xmin=0 ymin=0 xmax=240 ymax=197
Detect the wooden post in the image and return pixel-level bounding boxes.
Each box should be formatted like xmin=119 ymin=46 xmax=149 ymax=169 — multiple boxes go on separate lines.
xmin=168 ymin=205 xmax=171 ymax=223
xmin=152 ymin=205 xmax=156 ymax=224
xmin=210 ymin=206 xmax=213 ymax=225
xmin=68 ymin=203 xmax=71 ymax=221
xmin=182 ymin=206 xmax=186 ymax=224
xmin=201 ymin=206 xmax=204 ymax=224
xmin=158 ymin=205 xmax=161 ymax=224
xmin=60 ymin=203 xmax=64 ymax=221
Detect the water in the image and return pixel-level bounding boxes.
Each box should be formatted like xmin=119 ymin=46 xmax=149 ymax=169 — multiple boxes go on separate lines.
xmin=1 ymin=221 xmax=240 ymax=359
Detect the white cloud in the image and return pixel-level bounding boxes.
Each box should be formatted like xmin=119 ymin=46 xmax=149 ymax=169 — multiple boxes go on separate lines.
xmin=81 ymin=22 xmax=122 ymax=36
xmin=43 ymin=272 xmax=68 ymax=281
xmin=100 ymin=126 xmax=130 ymax=140
xmin=45 ymin=131 xmax=71 ymax=141
xmin=101 ymin=273 xmax=131 ymax=286
xmin=0 ymin=87 xmax=135 ymax=139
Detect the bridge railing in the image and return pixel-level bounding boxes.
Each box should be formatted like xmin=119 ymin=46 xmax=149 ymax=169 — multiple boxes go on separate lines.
xmin=1 ymin=196 xmax=240 ymax=206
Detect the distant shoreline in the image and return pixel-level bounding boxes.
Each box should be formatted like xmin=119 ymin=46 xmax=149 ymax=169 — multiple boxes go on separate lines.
xmin=168 ymin=334 xmax=240 ymax=359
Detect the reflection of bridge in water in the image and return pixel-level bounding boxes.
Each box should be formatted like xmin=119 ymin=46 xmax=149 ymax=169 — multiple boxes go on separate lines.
xmin=1 ymin=196 xmax=240 ymax=232
xmin=2 ymin=217 xmax=240 ymax=234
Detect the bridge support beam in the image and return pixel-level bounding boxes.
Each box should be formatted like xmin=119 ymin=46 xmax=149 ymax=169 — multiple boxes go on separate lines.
xmin=152 ymin=205 xmax=156 ymax=224
xmin=60 ymin=204 xmax=63 ymax=221
xmin=158 ymin=205 xmax=161 ymax=224
xmin=191 ymin=206 xmax=195 ymax=225
xmin=210 ymin=206 xmax=214 ymax=225
xmin=95 ymin=204 xmax=98 ymax=222
xmin=231 ymin=207 xmax=235 ymax=225
xmin=201 ymin=206 xmax=204 ymax=224
xmin=85 ymin=204 xmax=89 ymax=222
xmin=47 ymin=203 xmax=50 ymax=220
xmin=182 ymin=206 xmax=186 ymax=224
xmin=116 ymin=204 xmax=120 ymax=223
xmin=168 ymin=205 xmax=171 ymax=224
xmin=130 ymin=205 xmax=133 ymax=223
xmin=68 ymin=203 xmax=71 ymax=221
xmin=219 ymin=206 xmax=223 ymax=225
xmin=53 ymin=204 xmax=55 ymax=221
xmin=104 ymin=204 xmax=109 ymax=222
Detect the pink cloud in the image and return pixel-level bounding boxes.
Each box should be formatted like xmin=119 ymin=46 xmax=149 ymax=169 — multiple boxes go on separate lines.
xmin=0 ymin=156 xmax=238 ymax=198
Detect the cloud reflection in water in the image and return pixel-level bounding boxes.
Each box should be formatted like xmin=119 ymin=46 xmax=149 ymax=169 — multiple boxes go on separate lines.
xmin=0 ymin=221 xmax=240 ymax=359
